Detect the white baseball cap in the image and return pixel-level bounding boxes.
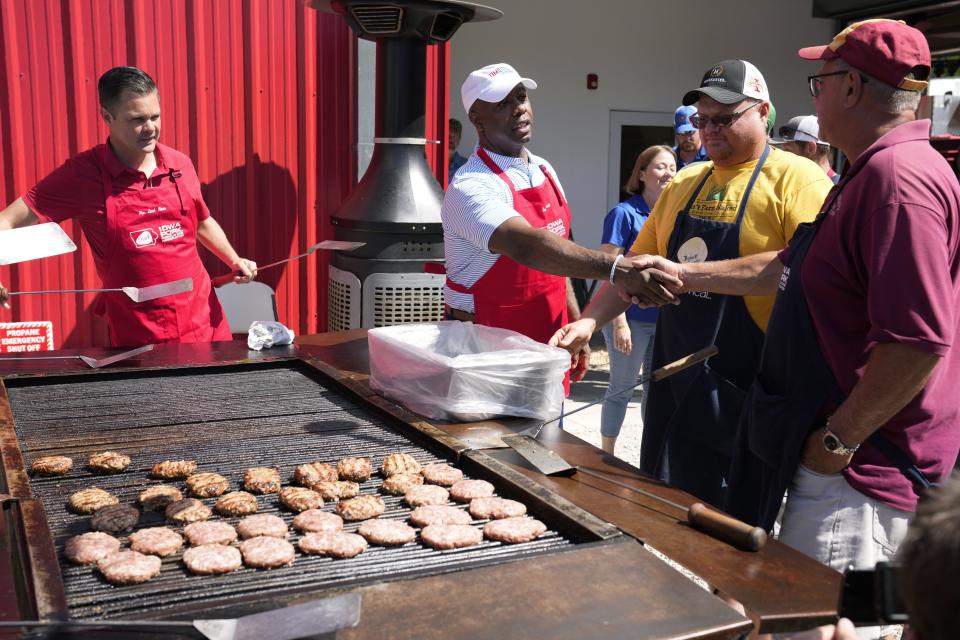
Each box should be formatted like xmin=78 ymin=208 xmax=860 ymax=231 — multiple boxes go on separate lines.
xmin=461 ymin=63 xmax=537 ymax=113
xmin=772 ymin=115 xmax=825 ymax=145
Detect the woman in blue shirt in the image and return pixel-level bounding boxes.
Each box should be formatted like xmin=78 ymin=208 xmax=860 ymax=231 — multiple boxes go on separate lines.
xmin=599 ymin=145 xmax=677 ymax=455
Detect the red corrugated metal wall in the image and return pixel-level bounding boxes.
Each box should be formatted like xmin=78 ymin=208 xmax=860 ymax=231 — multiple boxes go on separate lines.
xmin=0 ymin=0 xmax=381 ymax=348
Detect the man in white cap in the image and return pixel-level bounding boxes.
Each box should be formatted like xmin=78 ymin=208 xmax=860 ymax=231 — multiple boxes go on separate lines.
xmin=772 ymin=115 xmax=839 ymax=183
xmin=551 ymin=59 xmax=833 ymax=506
xmin=440 ymin=63 xmax=678 ymax=394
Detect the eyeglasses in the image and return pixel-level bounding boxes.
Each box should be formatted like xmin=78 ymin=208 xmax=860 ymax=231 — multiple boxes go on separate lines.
xmin=689 ymin=101 xmax=761 ymax=129
xmin=808 ymin=70 xmax=868 ymax=97
xmin=777 ymin=126 xmax=797 ymax=140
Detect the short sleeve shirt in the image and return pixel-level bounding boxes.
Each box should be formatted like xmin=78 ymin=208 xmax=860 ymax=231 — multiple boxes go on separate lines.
xmin=602 ymin=194 xmax=657 ymax=323
xmin=631 ymin=147 xmax=832 ymax=331
xmin=23 ymin=141 xmax=210 ymax=265
xmin=797 ymin=119 xmax=960 ymax=512
xmin=441 ymin=146 xmax=566 ymax=313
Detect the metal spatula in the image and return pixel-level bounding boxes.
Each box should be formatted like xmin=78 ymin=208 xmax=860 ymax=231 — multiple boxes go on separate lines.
xmin=0 ymin=343 xmax=155 ymax=369
xmin=7 ymin=277 xmax=193 ymax=303
xmin=0 ymin=592 xmax=361 ymax=639
xmin=501 ymin=345 xmax=719 ymax=476
xmin=211 ymin=240 xmax=366 ymax=287
xmin=0 ymin=222 xmax=77 ymax=266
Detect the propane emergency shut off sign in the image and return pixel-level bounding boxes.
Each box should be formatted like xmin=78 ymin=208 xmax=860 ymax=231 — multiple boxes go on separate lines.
xmin=0 ymin=321 xmax=55 ymax=353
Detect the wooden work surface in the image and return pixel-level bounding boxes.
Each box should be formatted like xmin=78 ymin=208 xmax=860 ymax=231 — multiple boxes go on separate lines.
xmin=296 ymin=329 xmax=842 ymax=634
xmin=0 ymin=338 xmax=753 ymax=640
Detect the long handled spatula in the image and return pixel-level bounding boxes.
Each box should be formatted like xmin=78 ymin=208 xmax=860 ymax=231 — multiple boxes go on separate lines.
xmin=0 ymin=343 xmax=155 ymax=369
xmin=7 ymin=277 xmax=193 ymax=303
xmin=212 ymin=240 xmax=365 ymax=287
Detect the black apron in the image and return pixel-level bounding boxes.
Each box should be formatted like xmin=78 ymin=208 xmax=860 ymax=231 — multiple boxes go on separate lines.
xmin=640 ymin=147 xmax=769 ymax=507
xmin=725 ymin=183 xmax=938 ymax=531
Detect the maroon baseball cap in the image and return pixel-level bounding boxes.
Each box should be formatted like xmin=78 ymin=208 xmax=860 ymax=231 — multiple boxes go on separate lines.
xmin=798 ymin=19 xmax=930 ymax=91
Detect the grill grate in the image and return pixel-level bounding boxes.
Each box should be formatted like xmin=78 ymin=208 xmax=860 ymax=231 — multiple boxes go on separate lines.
xmin=8 ymin=363 xmax=578 ymax=620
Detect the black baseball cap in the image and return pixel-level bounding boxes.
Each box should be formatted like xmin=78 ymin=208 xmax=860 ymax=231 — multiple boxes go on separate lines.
xmin=682 ymin=59 xmax=770 ymax=106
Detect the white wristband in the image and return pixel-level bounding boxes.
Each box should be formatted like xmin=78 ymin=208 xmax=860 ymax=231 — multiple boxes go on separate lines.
xmin=609 ymin=254 xmax=624 ymax=285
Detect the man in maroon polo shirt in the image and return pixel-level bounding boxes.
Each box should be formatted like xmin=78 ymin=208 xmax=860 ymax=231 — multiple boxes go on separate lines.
xmin=623 ymin=20 xmax=959 ymax=638
xmin=0 ymin=66 xmax=255 ymax=346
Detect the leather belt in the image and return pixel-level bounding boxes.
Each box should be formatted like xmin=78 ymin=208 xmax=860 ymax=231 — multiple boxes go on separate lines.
xmin=444 ymin=305 xmax=475 ymax=322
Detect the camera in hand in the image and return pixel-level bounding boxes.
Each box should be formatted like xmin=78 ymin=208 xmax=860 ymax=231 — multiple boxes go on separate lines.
xmin=839 ymin=562 xmax=907 ymax=625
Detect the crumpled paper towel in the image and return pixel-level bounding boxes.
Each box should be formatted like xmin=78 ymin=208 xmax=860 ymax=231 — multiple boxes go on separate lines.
xmin=247 ymin=321 xmax=295 ymax=350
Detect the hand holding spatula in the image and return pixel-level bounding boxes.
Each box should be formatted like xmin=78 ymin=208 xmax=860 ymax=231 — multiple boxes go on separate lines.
xmin=211 ymin=240 xmax=365 ymax=287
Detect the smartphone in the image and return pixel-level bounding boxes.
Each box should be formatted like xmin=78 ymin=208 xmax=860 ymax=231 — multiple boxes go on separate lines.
xmin=838 ymin=562 xmax=908 ymax=625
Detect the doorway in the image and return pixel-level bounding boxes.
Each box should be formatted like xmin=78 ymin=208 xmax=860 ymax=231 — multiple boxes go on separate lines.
xmin=607 ymin=111 xmax=674 ymax=210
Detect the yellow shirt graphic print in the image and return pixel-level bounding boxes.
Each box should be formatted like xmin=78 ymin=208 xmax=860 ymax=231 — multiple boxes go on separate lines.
xmin=630 ymin=147 xmax=833 ymax=331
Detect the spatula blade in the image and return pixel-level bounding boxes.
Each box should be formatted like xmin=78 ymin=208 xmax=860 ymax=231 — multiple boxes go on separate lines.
xmin=122 ymin=277 xmax=193 ymax=302
xmin=501 ymin=434 xmax=577 ymax=476
xmin=0 ymin=222 xmax=77 ymax=266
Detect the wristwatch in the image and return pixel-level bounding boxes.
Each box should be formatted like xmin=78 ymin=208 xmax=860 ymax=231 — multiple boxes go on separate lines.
xmin=822 ymin=424 xmax=860 ymax=456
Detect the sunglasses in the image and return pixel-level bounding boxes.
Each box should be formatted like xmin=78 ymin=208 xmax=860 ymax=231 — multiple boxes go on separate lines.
xmin=808 ymin=70 xmax=868 ymax=97
xmin=689 ymin=101 xmax=761 ymax=129
xmin=777 ymin=126 xmax=798 ymax=140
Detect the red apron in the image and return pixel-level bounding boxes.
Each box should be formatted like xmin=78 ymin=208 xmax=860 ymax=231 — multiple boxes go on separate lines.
xmin=446 ymin=147 xmax=573 ymax=393
xmin=95 ymin=146 xmax=231 ymax=347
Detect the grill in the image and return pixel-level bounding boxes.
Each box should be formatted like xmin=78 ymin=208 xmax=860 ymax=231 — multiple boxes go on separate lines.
xmin=4 ymin=360 xmax=614 ymax=622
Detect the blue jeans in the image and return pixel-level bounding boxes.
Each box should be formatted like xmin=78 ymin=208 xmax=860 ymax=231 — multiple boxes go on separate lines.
xmin=600 ymin=319 xmax=656 ymax=438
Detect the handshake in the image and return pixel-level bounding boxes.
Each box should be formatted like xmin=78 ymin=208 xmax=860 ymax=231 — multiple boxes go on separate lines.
xmin=549 ymin=253 xmax=685 ymax=371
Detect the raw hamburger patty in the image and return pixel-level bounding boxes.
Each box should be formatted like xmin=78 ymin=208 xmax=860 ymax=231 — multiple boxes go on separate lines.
xmin=183 ymin=521 xmax=237 ymax=546
xmin=292 ymin=509 xmax=343 ymax=534
xmin=64 ymin=532 xmax=120 ymax=565
xmin=151 ymin=459 xmax=197 ymax=479
xmin=483 ymin=517 xmax=547 ymax=544
xmin=240 ymin=536 xmax=295 ymax=569
xmin=31 ymin=455 xmax=73 ymax=476
xmin=279 ymin=487 xmax=323 ymax=512
xmin=215 ymin=491 xmax=259 ymax=516
xmin=68 ymin=488 xmax=118 ymax=514
xmin=380 ymin=452 xmax=421 ymax=477
xmin=298 ymin=532 xmax=367 ymax=559
xmin=450 ymin=479 xmax=495 ymax=503
xmin=468 ymin=497 xmax=527 ymax=520
xmin=309 ymin=480 xmax=360 ymax=501
xmin=243 ymin=467 xmax=280 ymax=494
xmin=138 ymin=484 xmax=183 ymax=511
xmin=183 ymin=544 xmax=242 ymax=575
xmin=165 ymin=498 xmax=212 ymax=524
xmin=421 ymin=463 xmax=463 ymax=487
xmin=186 ymin=473 xmax=229 ymax=498
xmin=294 ymin=462 xmax=338 ymax=486
xmin=97 ymin=550 xmax=162 ymax=585
xmin=358 ymin=519 xmax=416 ymax=546
xmin=421 ymin=524 xmax=483 ymax=550
xmin=335 ymin=495 xmax=385 ymax=521
xmin=404 ymin=485 xmax=449 ymax=507
xmin=381 ymin=473 xmax=423 ymax=496
xmin=129 ymin=527 xmax=184 ymax=557
xmin=409 ymin=505 xmax=472 ymax=527
xmin=88 ymin=451 xmax=131 ymax=474
xmin=90 ymin=504 xmax=139 ymax=533
xmin=336 ymin=457 xmax=372 ymax=482
xmin=236 ymin=514 xmax=288 ymax=539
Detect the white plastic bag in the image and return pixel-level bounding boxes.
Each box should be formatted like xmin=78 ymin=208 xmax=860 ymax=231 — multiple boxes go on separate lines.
xmin=368 ymin=321 xmax=568 ymax=422
xmin=247 ymin=321 xmax=295 ymax=351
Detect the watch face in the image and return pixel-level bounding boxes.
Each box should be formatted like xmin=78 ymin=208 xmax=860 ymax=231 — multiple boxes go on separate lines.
xmin=823 ymin=433 xmax=840 ymax=451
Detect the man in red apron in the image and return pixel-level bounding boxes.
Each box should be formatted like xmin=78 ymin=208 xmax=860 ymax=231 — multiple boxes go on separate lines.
xmin=441 ymin=63 xmax=681 ymax=394
xmin=0 ymin=66 xmax=255 ymax=346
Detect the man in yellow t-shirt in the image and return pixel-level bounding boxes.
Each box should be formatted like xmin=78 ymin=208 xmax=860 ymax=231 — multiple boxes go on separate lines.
xmin=552 ymin=59 xmax=832 ymax=507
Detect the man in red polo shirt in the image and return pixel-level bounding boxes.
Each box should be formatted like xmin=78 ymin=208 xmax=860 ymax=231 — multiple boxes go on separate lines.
xmin=607 ymin=20 xmax=958 ymax=639
xmin=0 ymin=66 xmax=255 ymax=346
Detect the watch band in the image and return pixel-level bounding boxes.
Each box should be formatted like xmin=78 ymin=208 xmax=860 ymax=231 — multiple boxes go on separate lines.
xmin=822 ymin=424 xmax=860 ymax=456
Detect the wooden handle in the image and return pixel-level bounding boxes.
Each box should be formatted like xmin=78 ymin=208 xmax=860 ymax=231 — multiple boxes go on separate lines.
xmin=651 ymin=345 xmax=719 ymax=382
xmin=687 ymin=502 xmax=767 ymax=552
xmin=211 ymin=272 xmax=239 ymax=288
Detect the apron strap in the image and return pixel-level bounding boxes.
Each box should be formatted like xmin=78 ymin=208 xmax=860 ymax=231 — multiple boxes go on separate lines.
xmin=539 ymin=164 xmax=568 ymax=210
xmin=477 ymin=147 xmax=519 ymax=195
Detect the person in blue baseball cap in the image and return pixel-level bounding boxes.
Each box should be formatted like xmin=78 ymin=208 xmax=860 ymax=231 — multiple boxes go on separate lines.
xmin=673 ymin=105 xmax=708 ymax=169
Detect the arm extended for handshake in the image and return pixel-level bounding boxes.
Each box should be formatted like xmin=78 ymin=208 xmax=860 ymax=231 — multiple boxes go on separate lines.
xmin=549 ymin=250 xmax=784 ymax=355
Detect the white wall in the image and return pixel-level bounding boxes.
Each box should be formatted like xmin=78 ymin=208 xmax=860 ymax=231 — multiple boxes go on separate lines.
xmin=449 ymin=0 xmax=837 ymax=250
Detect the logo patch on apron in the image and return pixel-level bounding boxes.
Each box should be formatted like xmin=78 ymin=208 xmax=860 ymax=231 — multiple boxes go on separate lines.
xmin=130 ymin=228 xmax=158 ymax=248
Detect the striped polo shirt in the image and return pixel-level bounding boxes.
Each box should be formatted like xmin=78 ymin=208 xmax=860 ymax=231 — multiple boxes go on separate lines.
xmin=441 ymin=146 xmax=566 ymax=313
